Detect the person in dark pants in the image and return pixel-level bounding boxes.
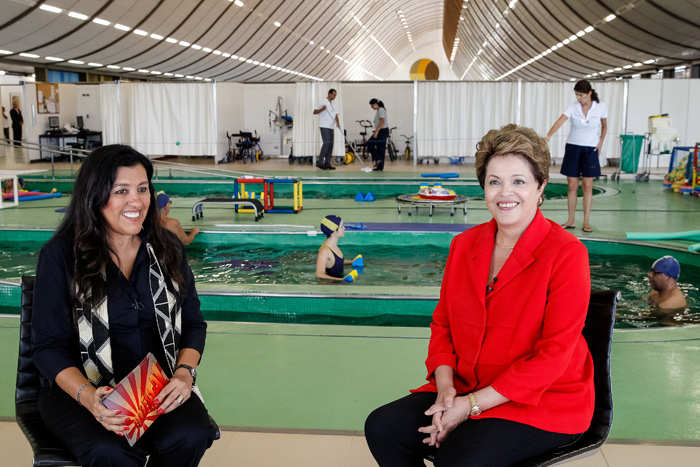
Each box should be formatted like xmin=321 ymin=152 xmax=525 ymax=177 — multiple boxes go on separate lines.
xmin=365 ymin=125 xmax=593 ymax=466
xmin=367 ymin=98 xmax=389 ymax=171
xmin=10 ymin=101 xmax=23 ymax=146
xmin=32 ymin=145 xmax=216 ymax=466
xmin=313 ymin=89 xmax=340 ymax=170
xmin=2 ymin=106 xmax=10 ymax=141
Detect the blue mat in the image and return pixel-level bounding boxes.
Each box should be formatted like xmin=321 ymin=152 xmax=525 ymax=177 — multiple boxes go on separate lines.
xmin=347 ymin=222 xmax=476 ymax=232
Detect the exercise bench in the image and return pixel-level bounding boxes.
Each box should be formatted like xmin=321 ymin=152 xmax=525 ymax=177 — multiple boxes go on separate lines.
xmin=192 ymin=198 xmax=264 ymax=222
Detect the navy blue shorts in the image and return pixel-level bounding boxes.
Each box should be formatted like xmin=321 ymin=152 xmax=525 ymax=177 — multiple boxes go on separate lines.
xmin=560 ymin=143 xmax=601 ymax=178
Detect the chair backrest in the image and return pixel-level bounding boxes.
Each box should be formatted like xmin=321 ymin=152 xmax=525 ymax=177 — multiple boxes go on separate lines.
xmin=579 ymin=289 xmax=619 ymax=447
xmin=16 ymin=275 xmax=41 ymax=406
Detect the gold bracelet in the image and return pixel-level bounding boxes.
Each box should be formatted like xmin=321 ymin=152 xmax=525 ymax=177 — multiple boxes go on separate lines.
xmin=76 ymin=382 xmax=90 ymax=406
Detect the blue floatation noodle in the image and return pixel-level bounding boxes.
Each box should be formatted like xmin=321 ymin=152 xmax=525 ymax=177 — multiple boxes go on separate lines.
xmin=321 ymin=215 xmax=342 ymax=236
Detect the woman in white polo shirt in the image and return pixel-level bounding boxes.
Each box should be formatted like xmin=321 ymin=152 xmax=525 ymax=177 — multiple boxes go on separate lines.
xmin=545 ymin=80 xmax=607 ymax=233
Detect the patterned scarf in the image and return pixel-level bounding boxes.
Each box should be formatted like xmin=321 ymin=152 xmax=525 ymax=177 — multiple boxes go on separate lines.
xmin=75 ymin=243 xmax=182 ymax=386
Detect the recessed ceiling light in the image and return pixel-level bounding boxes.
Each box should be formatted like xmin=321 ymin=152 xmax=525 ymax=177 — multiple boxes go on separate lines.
xmin=179 ymin=41 xmax=191 ymax=47
xmin=164 ymin=72 xmax=173 ymax=76
xmin=107 ymin=65 xmax=120 ymax=69
xmin=150 ymin=34 xmax=163 ymax=40
xmin=222 ymin=52 xmax=231 ymax=57
xmin=234 ymin=0 xmax=244 ymax=6
xmin=93 ymin=18 xmax=111 ymax=26
xmin=274 ymin=21 xmax=281 ymax=27
xmin=203 ymin=48 xmax=212 ymax=53
xmin=133 ymin=29 xmax=148 ymax=36
xmin=123 ymin=67 xmax=135 ymax=71
xmin=604 ymin=14 xmax=616 ymax=22
xmin=0 ymin=50 xmax=12 ymax=55
xmin=309 ymin=41 xmax=314 ymax=45
xmin=150 ymin=71 xmax=162 ymax=75
xmin=19 ymin=53 xmax=40 ymax=58
xmin=46 ymin=57 xmax=63 ymax=61
xmin=174 ymin=74 xmax=184 ymax=78
xmin=68 ymin=12 xmax=88 ymax=20
xmin=191 ymin=44 xmax=202 ymax=50
xmin=231 ymin=55 xmax=239 ymax=59
xmin=166 ymin=37 xmax=178 ymax=43
xmin=69 ymin=60 xmax=84 ymax=64
xmin=643 ymin=59 xmax=655 ymax=64
xmin=88 ymin=63 xmax=104 ymax=67
xmin=39 ymin=5 xmax=62 ymax=14
xmin=213 ymin=50 xmax=222 ymax=55
xmin=138 ymin=69 xmax=149 ymax=73
xmin=115 ymin=24 xmax=131 ymax=31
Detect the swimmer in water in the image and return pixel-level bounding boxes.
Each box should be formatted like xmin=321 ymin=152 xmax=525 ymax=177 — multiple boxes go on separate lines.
xmin=316 ymin=215 xmax=355 ymax=281
xmin=648 ymin=256 xmax=687 ymax=310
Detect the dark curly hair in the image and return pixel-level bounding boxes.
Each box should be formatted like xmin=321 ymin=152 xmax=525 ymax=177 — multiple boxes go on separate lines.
xmin=53 ymin=144 xmax=185 ymax=308
xmin=475 ymin=124 xmax=550 ymax=204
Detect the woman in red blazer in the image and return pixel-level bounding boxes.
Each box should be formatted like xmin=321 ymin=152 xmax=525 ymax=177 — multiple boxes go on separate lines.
xmin=365 ymin=125 xmax=594 ymax=466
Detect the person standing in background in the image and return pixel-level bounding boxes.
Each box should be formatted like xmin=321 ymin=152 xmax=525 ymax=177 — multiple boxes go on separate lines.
xmin=545 ymin=80 xmax=607 ymax=233
xmin=2 ymin=106 xmax=9 ymax=141
xmin=313 ymin=89 xmax=340 ymax=170
xmin=10 ymin=101 xmax=24 ymax=146
xmin=368 ymin=99 xmax=389 ymax=171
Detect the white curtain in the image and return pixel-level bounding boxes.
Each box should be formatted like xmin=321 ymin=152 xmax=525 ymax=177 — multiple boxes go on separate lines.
xmin=293 ymin=81 xmax=344 ymax=163
xmin=416 ymin=81 xmax=518 ymax=160
xmin=100 ymin=83 xmax=122 ymax=144
xmin=521 ymin=81 xmax=625 ymax=162
xmin=128 ymin=82 xmax=216 ymax=157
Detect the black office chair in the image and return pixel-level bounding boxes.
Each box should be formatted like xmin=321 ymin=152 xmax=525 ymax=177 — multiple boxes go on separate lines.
xmin=16 ymin=276 xmax=221 ymax=466
xmin=426 ymin=289 xmax=619 ymax=467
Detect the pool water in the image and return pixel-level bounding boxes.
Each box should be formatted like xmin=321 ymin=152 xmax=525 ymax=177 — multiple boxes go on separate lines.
xmin=3 ymin=241 xmax=697 ymax=328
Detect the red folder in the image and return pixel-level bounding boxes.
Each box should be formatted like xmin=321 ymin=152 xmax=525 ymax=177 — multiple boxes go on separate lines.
xmin=101 ymin=353 xmax=169 ymax=446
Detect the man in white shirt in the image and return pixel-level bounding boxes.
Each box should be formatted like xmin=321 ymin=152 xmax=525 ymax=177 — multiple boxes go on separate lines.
xmin=313 ymin=89 xmax=341 ymax=170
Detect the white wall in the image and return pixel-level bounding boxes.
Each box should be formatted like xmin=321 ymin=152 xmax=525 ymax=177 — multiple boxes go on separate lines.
xmin=385 ymin=42 xmax=459 ymax=81
xmin=626 ymin=79 xmax=700 ymax=168
xmin=76 ymin=84 xmax=102 ymax=132
xmin=342 ymin=82 xmax=414 ymax=148
xmin=215 ymin=82 xmax=246 ymax=160
xmin=242 ymin=83 xmax=295 ymax=157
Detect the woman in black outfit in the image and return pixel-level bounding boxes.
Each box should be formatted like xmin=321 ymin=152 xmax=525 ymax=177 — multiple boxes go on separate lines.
xmin=32 ymin=145 xmax=216 ymax=466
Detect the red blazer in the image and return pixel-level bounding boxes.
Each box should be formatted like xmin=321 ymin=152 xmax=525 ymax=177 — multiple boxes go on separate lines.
xmin=412 ymin=210 xmax=594 ymax=434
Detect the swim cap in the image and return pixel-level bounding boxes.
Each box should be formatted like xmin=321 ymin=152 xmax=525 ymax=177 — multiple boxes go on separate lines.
xmin=157 ymin=192 xmax=170 ymax=210
xmin=321 ymin=215 xmax=342 ymax=236
xmin=652 ymin=256 xmax=680 ymax=280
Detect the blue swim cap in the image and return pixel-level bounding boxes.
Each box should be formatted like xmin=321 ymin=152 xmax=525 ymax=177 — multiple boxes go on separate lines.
xmin=652 ymin=256 xmax=680 ymax=280
xmin=157 ymin=192 xmax=170 ymax=210
xmin=321 ymin=215 xmax=342 ymax=236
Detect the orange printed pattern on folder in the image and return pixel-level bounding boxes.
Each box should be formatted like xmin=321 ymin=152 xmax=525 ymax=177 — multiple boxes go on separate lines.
xmin=101 ymin=353 xmax=169 ymax=446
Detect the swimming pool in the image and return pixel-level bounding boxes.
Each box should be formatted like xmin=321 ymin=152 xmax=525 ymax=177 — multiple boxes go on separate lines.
xmin=0 ymin=231 xmax=696 ymax=328
xmin=24 ymin=177 xmax=604 ymax=201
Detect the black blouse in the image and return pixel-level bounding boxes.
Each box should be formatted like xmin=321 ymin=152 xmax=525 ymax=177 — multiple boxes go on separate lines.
xmin=31 ymin=233 xmax=206 ymax=388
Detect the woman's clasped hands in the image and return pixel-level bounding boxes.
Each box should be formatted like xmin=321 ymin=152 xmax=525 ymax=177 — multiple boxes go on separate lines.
xmin=418 ymin=386 xmax=471 ymax=447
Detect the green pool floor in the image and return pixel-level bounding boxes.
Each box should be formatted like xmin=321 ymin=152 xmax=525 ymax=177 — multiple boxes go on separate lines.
xmin=1 ymin=155 xmax=699 ymax=442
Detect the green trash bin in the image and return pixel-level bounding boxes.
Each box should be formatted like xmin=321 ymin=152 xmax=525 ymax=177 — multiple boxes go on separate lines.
xmin=620 ymin=134 xmax=645 ymax=173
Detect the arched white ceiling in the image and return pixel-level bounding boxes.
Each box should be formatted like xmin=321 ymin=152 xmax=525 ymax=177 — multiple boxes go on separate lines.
xmin=0 ymin=0 xmax=697 ymax=82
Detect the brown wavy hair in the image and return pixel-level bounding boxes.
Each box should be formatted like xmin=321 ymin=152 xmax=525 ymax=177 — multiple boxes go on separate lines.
xmin=475 ymin=124 xmax=550 ymax=203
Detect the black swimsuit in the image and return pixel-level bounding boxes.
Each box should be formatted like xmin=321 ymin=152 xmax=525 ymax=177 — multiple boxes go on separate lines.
xmin=323 ymin=245 xmax=344 ymax=278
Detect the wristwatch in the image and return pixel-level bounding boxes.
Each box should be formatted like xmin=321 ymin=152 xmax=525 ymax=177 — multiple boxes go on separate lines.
xmin=174 ymin=363 xmax=197 ymax=386
xmin=467 ymin=392 xmax=482 ymax=416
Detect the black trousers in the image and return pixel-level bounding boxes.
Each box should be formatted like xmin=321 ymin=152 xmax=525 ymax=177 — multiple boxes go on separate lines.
xmin=368 ymin=128 xmax=389 ymax=170
xmin=12 ymin=124 xmax=22 ymax=145
xmin=365 ymin=392 xmax=581 ymax=467
xmin=3 ymin=127 xmax=9 ymax=140
xmin=39 ymin=385 xmax=215 ymax=467
xmin=318 ymin=127 xmax=334 ymax=167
